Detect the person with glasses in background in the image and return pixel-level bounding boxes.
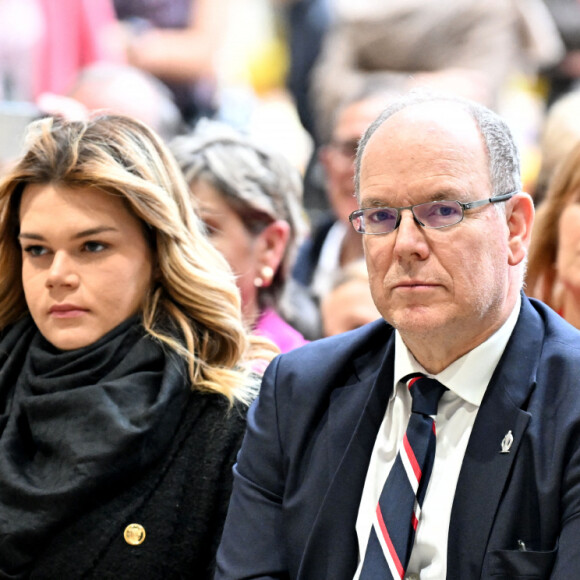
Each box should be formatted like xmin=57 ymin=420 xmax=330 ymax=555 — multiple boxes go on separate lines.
xmin=216 ymin=91 xmax=580 ymax=579
xmin=292 ymin=88 xmax=395 ymax=337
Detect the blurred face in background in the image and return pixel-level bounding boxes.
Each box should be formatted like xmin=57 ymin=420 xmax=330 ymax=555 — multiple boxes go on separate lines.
xmin=191 ymin=179 xmax=262 ymax=321
xmin=320 ymin=96 xmax=391 ymax=224
xmin=321 ymin=274 xmax=380 ymax=336
xmin=19 ymin=184 xmax=153 ymax=350
xmin=557 ymin=199 xmax=580 ymax=300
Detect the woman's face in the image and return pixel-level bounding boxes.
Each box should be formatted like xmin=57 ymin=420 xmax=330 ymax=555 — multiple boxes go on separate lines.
xmin=190 ymin=179 xmax=262 ymax=322
xmin=557 ymin=201 xmax=580 ymax=298
xmin=19 ymin=183 xmax=154 ymax=350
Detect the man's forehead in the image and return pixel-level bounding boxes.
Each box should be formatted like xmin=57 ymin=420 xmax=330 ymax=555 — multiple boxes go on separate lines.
xmin=373 ymin=101 xmax=479 ymax=143
xmin=358 ymin=101 xmax=491 ymax=198
xmin=360 ymin=102 xmax=486 ymax=174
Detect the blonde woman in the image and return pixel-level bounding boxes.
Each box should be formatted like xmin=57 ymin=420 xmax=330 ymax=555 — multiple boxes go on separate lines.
xmin=527 ymin=141 xmax=580 ymax=328
xmin=0 ymin=114 xmax=277 ymax=578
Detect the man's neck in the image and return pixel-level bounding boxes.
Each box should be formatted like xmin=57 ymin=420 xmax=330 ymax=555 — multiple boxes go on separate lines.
xmin=400 ymin=294 xmax=522 ymax=375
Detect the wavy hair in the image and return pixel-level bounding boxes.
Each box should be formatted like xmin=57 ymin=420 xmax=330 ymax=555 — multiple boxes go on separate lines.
xmin=355 ymin=90 xmax=521 ymax=199
xmin=0 ymin=114 xmax=278 ymax=403
xmin=527 ymin=141 xmax=580 ymax=308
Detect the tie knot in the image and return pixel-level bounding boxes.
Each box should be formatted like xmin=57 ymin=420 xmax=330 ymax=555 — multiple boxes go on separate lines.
xmin=405 ymin=374 xmax=447 ymax=416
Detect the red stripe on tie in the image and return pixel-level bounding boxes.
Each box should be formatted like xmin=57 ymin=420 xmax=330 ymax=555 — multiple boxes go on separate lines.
xmin=412 ymin=512 xmax=418 ymax=531
xmin=376 ymin=504 xmax=404 ymax=579
xmin=403 ymin=432 xmax=422 ymax=483
xmin=407 ymin=377 xmax=421 ymax=390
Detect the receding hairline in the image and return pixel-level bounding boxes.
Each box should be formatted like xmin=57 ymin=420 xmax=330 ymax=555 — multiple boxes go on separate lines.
xmin=354 ymin=92 xmax=520 ymax=197
xmin=364 ymin=100 xmax=484 ymax=148
xmin=358 ymin=101 xmax=488 ymax=187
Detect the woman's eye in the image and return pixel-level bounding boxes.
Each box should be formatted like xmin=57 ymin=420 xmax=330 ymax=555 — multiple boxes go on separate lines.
xmin=83 ymin=241 xmax=107 ymax=253
xmin=203 ymin=222 xmax=219 ymax=236
xmin=23 ymin=245 xmax=48 ymax=257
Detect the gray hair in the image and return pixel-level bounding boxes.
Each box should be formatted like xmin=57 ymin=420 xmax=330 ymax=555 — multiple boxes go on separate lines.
xmin=354 ymin=91 xmax=521 ymax=199
xmin=170 ymin=119 xmax=307 ymax=308
xmin=68 ymin=62 xmax=185 ymax=142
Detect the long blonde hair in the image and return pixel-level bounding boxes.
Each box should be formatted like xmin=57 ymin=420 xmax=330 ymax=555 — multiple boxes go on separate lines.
xmin=527 ymin=141 xmax=580 ymax=309
xmin=0 ymin=114 xmax=278 ymax=403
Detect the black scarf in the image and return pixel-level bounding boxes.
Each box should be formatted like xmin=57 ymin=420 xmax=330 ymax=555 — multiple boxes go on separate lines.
xmin=0 ymin=316 xmax=190 ymax=578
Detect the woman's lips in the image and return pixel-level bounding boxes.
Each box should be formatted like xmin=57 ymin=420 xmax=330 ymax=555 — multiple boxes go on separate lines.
xmin=49 ymin=304 xmax=88 ymax=318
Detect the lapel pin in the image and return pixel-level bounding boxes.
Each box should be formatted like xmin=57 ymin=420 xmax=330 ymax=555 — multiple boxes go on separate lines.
xmin=500 ymin=430 xmax=513 ymax=454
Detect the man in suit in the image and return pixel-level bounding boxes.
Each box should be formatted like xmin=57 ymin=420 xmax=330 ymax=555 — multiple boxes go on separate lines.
xmin=215 ymin=92 xmax=580 ymax=579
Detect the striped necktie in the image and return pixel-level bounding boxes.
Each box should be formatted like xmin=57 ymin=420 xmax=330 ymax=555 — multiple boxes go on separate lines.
xmin=360 ymin=374 xmax=447 ymax=579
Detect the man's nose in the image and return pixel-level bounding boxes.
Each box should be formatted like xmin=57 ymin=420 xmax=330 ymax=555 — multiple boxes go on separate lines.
xmin=392 ymin=209 xmax=429 ymax=259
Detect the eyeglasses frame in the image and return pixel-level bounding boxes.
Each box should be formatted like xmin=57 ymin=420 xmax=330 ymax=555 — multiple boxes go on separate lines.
xmin=348 ymin=191 xmax=518 ymax=235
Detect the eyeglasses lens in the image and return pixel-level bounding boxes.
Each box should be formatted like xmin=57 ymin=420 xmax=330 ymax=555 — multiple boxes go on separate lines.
xmin=352 ymin=200 xmax=465 ymax=234
xmin=413 ymin=201 xmax=463 ymax=228
xmin=355 ymin=207 xmax=398 ymax=234
xmin=331 ymin=139 xmax=359 ymax=158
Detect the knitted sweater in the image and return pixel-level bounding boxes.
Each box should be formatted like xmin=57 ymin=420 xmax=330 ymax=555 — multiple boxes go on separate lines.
xmin=29 ymin=390 xmax=248 ymax=579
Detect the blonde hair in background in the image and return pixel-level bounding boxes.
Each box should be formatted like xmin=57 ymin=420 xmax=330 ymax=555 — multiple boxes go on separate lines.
xmin=535 ymin=90 xmax=580 ymax=204
xmin=0 ymin=114 xmax=278 ymax=403
xmin=527 ymin=141 xmax=580 ymax=309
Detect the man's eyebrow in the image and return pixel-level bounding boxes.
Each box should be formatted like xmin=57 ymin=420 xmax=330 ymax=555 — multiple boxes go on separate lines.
xmin=359 ymin=197 xmax=393 ymax=208
xmin=18 ymin=226 xmax=118 ymax=241
xmin=360 ymin=190 xmax=465 ymax=207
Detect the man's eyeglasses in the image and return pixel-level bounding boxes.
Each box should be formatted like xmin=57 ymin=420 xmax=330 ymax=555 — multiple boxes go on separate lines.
xmin=349 ymin=191 xmax=517 ymax=235
xmin=328 ymin=138 xmax=359 ymax=159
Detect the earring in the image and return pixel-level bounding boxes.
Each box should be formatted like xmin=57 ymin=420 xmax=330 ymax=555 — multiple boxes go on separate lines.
xmin=254 ymin=266 xmax=274 ymax=288
xmin=261 ymin=266 xmax=274 ymax=285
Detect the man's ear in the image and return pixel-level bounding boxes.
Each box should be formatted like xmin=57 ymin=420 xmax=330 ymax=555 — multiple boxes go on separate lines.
xmin=506 ymin=192 xmax=535 ymax=266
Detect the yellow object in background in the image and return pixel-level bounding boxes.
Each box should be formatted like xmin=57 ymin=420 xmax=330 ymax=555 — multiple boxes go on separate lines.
xmin=248 ymin=33 xmax=289 ymax=95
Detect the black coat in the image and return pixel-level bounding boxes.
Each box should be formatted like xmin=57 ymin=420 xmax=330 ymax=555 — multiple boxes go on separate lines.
xmin=30 ymin=390 xmax=247 ymax=579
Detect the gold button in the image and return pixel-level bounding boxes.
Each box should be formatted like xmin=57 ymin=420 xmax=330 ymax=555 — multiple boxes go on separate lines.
xmin=124 ymin=523 xmax=146 ymax=546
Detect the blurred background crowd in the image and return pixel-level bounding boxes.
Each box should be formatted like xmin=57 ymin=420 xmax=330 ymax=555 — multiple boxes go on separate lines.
xmin=3 ymin=0 xmax=580 ymax=342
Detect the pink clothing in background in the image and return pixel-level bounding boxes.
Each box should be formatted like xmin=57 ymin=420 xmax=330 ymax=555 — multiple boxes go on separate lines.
xmin=255 ymin=308 xmax=309 ymax=354
xmin=36 ymin=0 xmax=122 ymax=97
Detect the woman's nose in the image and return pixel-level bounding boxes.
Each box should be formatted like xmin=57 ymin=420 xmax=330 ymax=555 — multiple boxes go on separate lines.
xmin=45 ymin=251 xmax=79 ymax=288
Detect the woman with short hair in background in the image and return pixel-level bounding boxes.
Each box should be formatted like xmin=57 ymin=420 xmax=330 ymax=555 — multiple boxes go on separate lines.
xmin=171 ymin=120 xmax=317 ymax=349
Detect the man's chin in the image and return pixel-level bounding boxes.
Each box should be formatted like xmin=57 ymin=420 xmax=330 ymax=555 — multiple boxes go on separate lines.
xmin=387 ymin=305 xmax=448 ymax=334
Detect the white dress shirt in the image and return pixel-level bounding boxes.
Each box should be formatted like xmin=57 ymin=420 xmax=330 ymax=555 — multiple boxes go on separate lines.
xmin=353 ymin=296 xmax=521 ymax=579
xmin=311 ymin=220 xmax=347 ymax=299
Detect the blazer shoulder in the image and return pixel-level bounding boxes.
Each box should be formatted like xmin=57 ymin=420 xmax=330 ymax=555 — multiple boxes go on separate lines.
xmin=529 ymin=297 xmax=580 ymax=357
xmin=278 ymin=318 xmax=391 ymax=364
xmin=263 ymin=318 xmax=393 ymax=399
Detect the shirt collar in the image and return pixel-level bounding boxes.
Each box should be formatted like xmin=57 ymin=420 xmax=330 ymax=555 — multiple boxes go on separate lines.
xmin=393 ymin=294 xmax=521 ymax=406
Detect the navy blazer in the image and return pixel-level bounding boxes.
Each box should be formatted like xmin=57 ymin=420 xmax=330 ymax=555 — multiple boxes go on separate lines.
xmin=216 ymin=296 xmax=580 ymax=579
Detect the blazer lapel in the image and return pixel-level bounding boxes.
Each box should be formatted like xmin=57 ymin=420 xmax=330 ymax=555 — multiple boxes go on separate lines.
xmin=298 ymin=331 xmax=395 ymax=580
xmin=447 ymin=297 xmax=544 ymax=578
